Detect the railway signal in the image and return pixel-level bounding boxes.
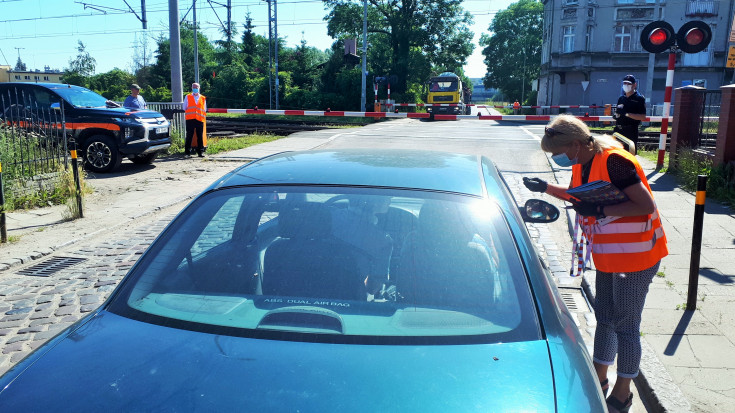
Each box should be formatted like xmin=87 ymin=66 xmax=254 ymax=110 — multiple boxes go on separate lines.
xmin=639 ymin=20 xmax=712 ymax=167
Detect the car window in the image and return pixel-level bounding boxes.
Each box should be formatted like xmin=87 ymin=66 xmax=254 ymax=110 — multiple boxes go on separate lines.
xmin=110 ymin=186 xmax=540 ymax=344
xmin=52 ymin=86 xmax=109 ymax=108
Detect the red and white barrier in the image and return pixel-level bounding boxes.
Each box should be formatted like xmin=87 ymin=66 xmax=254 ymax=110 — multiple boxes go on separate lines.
xmin=207 ymin=107 xmax=673 ymax=122
xmin=386 ymin=103 xmax=612 ymax=109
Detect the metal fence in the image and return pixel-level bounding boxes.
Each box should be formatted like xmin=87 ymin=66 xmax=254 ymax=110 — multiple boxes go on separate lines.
xmin=148 ymin=102 xmax=185 ymax=136
xmin=697 ymin=90 xmax=721 ymax=149
xmin=0 ymin=88 xmax=68 ymax=181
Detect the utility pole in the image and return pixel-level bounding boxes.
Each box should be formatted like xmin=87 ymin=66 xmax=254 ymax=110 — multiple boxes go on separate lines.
xmin=268 ymin=0 xmax=279 ymax=109
xmin=193 ymin=0 xmax=200 ymax=84
xmin=361 ymin=0 xmax=367 ymax=112
xmin=169 ymin=0 xmax=183 ymax=103
xmin=141 ymin=0 xmax=147 ymax=29
xmin=227 ymin=0 xmax=232 ymax=43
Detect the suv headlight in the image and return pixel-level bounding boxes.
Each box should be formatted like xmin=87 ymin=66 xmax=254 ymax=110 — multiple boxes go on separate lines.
xmin=114 ymin=117 xmax=142 ymax=124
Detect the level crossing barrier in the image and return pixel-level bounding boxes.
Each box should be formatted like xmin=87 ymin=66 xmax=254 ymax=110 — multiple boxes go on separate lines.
xmin=207 ymin=107 xmax=673 ymax=122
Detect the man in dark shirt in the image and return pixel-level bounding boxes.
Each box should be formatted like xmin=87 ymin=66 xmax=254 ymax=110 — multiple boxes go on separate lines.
xmin=614 ymin=74 xmax=646 ymax=153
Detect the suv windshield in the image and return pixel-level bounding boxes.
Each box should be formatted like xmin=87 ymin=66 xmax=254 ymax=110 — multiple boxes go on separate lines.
xmin=52 ymin=86 xmax=109 ymax=108
xmin=109 ymin=186 xmax=539 ymax=344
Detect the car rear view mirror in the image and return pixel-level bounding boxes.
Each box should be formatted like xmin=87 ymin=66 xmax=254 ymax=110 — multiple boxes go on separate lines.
xmin=520 ymin=199 xmax=560 ymax=223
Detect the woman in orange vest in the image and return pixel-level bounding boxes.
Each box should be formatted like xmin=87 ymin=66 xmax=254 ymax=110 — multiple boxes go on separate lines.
xmin=183 ymin=82 xmax=207 ymax=157
xmin=523 ymin=114 xmax=668 ymax=413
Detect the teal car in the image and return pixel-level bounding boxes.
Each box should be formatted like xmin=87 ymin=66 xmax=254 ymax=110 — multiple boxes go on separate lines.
xmin=0 ymin=149 xmax=605 ymax=411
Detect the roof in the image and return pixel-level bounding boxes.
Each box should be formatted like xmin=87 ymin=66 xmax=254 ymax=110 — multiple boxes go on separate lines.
xmin=218 ymin=149 xmax=487 ymax=197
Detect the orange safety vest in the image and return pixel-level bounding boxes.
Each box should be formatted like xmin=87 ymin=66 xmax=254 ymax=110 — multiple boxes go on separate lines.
xmin=513 ymin=101 xmax=520 ymax=110
xmin=572 ymin=148 xmax=668 ymax=273
xmin=185 ymin=94 xmax=206 ymax=122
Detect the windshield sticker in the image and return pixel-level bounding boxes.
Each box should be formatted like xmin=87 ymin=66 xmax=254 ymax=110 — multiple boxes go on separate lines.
xmin=262 ymin=298 xmax=351 ymax=307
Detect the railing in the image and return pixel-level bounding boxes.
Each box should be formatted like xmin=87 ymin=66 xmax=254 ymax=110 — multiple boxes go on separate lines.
xmin=147 ymin=102 xmax=185 ymax=136
xmin=697 ymin=90 xmax=721 ymax=148
xmin=0 ymin=88 xmax=68 ymax=181
xmin=686 ymin=0 xmax=719 ymax=17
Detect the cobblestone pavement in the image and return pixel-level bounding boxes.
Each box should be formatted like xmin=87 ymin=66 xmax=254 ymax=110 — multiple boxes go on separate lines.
xmin=0 ymin=215 xmax=173 ymax=373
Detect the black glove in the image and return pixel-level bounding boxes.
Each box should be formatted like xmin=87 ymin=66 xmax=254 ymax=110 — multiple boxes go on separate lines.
xmin=615 ymin=104 xmax=626 ymax=119
xmin=523 ymin=177 xmax=547 ymax=193
xmin=572 ymin=201 xmax=601 ymax=218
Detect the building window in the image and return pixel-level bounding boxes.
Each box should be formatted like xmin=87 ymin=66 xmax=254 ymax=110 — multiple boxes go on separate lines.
xmin=585 ymin=26 xmax=594 ymax=51
xmin=563 ymin=0 xmax=579 ymax=5
xmin=43 ymin=76 xmax=50 ymax=81
xmin=14 ymin=75 xmax=21 ymax=80
xmin=562 ymin=8 xmax=577 ymax=20
xmin=563 ymin=26 xmax=575 ymax=53
xmin=34 ymin=76 xmax=40 ymax=80
xmin=24 ymin=75 xmax=31 ymax=80
xmin=614 ymin=25 xmax=632 ymax=52
xmin=617 ymin=0 xmax=634 ymax=4
xmin=588 ymin=7 xmax=595 ymax=18
xmin=616 ymin=8 xmax=654 ymax=20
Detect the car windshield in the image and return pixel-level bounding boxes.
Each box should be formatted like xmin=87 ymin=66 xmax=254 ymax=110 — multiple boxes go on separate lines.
xmin=430 ymin=80 xmax=458 ymax=92
xmin=109 ymin=186 xmax=540 ymax=344
xmin=52 ymin=86 xmax=109 ymax=108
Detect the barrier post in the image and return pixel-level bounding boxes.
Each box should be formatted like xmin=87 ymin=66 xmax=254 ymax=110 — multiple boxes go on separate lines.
xmin=70 ymin=147 xmax=84 ymax=219
xmin=0 ymin=161 xmax=5 ymax=243
xmin=687 ymin=175 xmax=707 ymax=311
xmin=657 ymin=51 xmax=676 ymax=168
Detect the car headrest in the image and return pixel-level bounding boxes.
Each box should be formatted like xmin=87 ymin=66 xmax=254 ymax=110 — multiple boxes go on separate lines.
xmin=278 ymin=203 xmax=332 ymax=239
xmin=418 ymin=201 xmax=474 ymax=246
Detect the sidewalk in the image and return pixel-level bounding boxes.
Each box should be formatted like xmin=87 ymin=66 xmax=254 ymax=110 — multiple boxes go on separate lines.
xmin=550 ymin=148 xmax=735 ymax=413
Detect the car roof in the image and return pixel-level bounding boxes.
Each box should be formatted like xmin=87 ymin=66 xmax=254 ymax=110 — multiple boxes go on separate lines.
xmin=216 ymin=149 xmax=488 ymax=197
xmin=0 ymin=82 xmax=86 ymax=91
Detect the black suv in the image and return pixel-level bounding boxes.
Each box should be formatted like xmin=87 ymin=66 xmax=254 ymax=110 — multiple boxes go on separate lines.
xmin=0 ymin=82 xmax=171 ymax=172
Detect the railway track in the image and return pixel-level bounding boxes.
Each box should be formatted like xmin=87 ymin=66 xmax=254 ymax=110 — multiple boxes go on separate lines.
xmin=206 ymin=117 xmax=346 ymax=137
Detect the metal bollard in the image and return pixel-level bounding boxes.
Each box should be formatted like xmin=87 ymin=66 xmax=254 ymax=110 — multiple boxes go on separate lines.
xmin=70 ymin=148 xmax=84 ymax=219
xmin=687 ymin=175 xmax=707 ymax=311
xmin=0 ymin=161 xmax=5 ymax=243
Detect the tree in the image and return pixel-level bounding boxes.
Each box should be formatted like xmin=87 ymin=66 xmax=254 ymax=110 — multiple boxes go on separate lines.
xmin=323 ymin=0 xmax=474 ymax=93
xmin=480 ymin=0 xmax=542 ymax=104
xmin=67 ymin=41 xmax=97 ymax=77
xmin=14 ymin=56 xmax=26 ymax=71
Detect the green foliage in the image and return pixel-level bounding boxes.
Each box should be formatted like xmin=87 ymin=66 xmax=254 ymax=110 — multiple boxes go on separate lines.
xmin=324 ymin=0 xmax=474 ymax=93
xmin=62 ymin=41 xmax=97 ymax=85
xmin=88 ymin=69 xmax=136 ymax=100
xmin=480 ymin=0 xmax=542 ymax=103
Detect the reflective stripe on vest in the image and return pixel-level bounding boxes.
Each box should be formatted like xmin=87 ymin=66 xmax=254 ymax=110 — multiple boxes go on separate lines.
xmin=572 ymin=147 xmax=668 ymax=272
xmin=185 ymin=94 xmax=206 ymax=122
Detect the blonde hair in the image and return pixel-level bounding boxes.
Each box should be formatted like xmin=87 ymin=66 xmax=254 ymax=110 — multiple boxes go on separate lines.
xmin=540 ymin=114 xmax=622 ymax=153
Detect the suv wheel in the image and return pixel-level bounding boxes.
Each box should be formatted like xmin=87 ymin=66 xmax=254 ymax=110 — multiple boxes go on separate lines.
xmin=84 ymin=135 xmax=121 ymax=173
xmin=129 ymin=153 xmax=158 ymax=165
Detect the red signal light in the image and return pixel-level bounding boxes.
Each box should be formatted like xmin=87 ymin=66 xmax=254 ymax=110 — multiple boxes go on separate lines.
xmin=685 ymin=28 xmax=704 ymax=46
xmin=649 ymin=28 xmax=669 ymax=46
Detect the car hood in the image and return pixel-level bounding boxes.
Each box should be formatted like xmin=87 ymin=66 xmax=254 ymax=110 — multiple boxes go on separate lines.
xmin=0 ymin=312 xmax=555 ymax=411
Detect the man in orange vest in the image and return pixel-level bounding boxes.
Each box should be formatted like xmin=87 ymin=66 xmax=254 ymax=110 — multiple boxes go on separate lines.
xmin=513 ymin=100 xmax=520 ymax=114
xmin=183 ymin=82 xmax=207 ymax=157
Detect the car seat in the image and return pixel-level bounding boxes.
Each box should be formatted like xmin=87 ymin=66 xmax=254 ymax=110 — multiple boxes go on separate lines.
xmin=263 ymin=203 xmax=364 ymax=300
xmin=396 ymin=200 xmax=495 ymax=310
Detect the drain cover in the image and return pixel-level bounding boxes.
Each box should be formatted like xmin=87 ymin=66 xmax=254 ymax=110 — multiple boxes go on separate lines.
xmin=558 ymin=287 xmax=590 ymax=312
xmin=18 ymin=256 xmax=87 ymax=277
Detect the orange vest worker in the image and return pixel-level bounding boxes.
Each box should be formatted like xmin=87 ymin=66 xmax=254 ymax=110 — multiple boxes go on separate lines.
xmin=572 ymin=147 xmax=668 ymax=273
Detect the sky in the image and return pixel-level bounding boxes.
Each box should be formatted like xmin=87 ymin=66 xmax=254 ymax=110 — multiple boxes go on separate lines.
xmin=0 ymin=0 xmax=515 ymax=79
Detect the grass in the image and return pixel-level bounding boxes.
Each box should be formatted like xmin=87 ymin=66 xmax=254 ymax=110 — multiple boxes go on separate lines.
xmin=165 ymin=129 xmax=281 ymax=156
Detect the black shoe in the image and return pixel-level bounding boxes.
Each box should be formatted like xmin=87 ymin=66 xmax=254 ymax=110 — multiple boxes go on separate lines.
xmin=606 ymin=393 xmax=633 ymax=413
xmin=197 ymin=153 xmax=204 ymax=157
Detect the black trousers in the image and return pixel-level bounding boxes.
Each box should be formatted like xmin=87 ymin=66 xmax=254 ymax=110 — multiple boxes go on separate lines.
xmin=614 ymin=124 xmax=639 ymax=150
xmin=185 ymin=119 xmax=204 ymax=155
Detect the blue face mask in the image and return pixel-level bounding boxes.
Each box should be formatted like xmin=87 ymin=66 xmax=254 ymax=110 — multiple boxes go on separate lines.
xmin=551 ymin=145 xmax=580 ymax=167
xmin=192 ymin=88 xmax=199 ymax=94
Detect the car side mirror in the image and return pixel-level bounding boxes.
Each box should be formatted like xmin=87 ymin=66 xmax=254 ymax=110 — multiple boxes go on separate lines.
xmin=519 ymin=199 xmax=560 ymax=223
